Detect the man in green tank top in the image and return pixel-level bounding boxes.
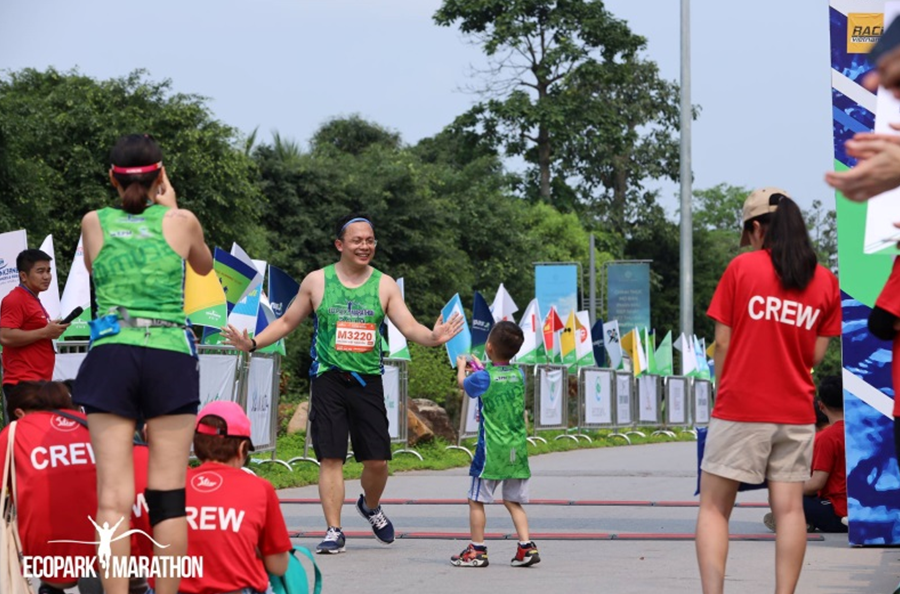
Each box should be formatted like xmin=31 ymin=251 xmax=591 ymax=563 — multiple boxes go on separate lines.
xmin=223 ymin=214 xmax=463 ymax=554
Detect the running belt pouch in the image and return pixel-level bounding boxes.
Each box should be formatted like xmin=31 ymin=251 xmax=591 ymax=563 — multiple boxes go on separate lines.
xmin=1 ymin=422 xmax=32 ymax=594
xmin=269 ymin=546 xmax=322 ymax=594
xmin=88 ymin=313 xmax=121 ymax=342
xmin=694 ymin=426 xmax=766 ymax=496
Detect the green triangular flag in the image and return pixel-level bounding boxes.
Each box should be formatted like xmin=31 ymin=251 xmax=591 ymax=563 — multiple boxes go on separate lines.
xmin=654 ymin=331 xmax=674 ymax=376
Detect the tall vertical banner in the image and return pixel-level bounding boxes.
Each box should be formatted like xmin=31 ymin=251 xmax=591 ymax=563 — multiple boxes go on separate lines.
xmin=38 ymin=235 xmax=60 ymax=320
xmin=59 ymin=235 xmax=91 ymax=339
xmin=535 ymin=264 xmax=578 ymax=324
xmin=829 ymin=0 xmax=900 ymax=545
xmin=606 ymin=262 xmax=651 ymax=337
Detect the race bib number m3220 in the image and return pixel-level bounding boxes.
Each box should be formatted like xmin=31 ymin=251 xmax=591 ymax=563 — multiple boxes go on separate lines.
xmin=335 ymin=321 xmax=376 ymax=352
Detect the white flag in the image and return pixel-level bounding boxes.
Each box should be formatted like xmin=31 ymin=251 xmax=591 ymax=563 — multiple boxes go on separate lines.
xmin=0 ymin=229 xmax=27 ymax=306
xmin=59 ymin=235 xmax=91 ymax=317
xmin=387 ymin=278 xmax=410 ymax=359
xmin=602 ymin=320 xmax=623 ymax=370
xmin=490 ymin=283 xmax=518 ymax=323
xmin=514 ymin=298 xmax=541 ymax=362
xmin=674 ymin=332 xmax=699 ymax=377
xmin=574 ymin=310 xmax=594 ymax=366
xmin=38 ymin=235 xmax=61 ymax=320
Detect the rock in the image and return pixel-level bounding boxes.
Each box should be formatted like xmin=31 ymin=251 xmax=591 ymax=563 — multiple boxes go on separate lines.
xmin=287 ymin=401 xmax=309 ymax=435
xmin=411 ymin=398 xmax=457 ymax=443
xmin=407 ymin=408 xmax=434 ymax=446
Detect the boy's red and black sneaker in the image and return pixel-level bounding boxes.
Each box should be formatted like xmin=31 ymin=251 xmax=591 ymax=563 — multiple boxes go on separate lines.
xmin=511 ymin=541 xmax=541 ymax=567
xmin=450 ymin=543 xmax=489 ymax=567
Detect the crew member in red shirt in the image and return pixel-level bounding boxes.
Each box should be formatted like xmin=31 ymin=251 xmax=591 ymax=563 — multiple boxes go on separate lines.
xmin=0 ymin=249 xmax=69 ymax=425
xmin=696 ymin=188 xmax=841 ymax=594
xmin=868 ymin=256 xmax=900 ymax=460
xmin=0 ymin=381 xmax=152 ymax=594
xmin=802 ymin=376 xmax=847 ymax=533
xmin=172 ymin=401 xmax=291 ymax=594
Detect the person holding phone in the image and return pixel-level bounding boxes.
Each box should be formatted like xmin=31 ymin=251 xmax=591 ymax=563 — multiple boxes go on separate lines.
xmin=0 ymin=249 xmax=70 ymax=426
xmin=73 ymin=134 xmax=213 ymax=594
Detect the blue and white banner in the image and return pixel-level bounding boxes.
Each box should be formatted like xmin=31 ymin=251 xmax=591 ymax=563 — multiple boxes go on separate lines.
xmin=471 ymin=291 xmax=494 ymax=360
xmin=268 ymin=265 xmax=300 ymax=319
xmin=442 ymin=293 xmax=471 ymax=368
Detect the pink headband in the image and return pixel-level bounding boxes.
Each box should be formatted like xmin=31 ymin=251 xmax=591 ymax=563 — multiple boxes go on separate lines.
xmin=111 ymin=161 xmax=162 ymax=175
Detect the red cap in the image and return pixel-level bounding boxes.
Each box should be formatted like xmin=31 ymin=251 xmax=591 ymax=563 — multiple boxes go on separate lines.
xmin=196 ymin=401 xmax=254 ymax=449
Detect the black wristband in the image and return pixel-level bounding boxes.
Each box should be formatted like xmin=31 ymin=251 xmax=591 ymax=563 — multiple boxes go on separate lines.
xmin=249 ymin=338 xmax=258 ymax=353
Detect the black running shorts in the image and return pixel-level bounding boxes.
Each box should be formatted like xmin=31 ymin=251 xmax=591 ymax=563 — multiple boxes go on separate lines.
xmin=73 ymin=344 xmax=200 ymax=420
xmin=309 ymin=370 xmax=391 ymax=463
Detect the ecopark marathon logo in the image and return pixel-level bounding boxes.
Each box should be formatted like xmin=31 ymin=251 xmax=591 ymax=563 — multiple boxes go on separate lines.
xmin=328 ymin=300 xmax=375 ymax=320
xmin=22 ymin=515 xmax=203 ymax=581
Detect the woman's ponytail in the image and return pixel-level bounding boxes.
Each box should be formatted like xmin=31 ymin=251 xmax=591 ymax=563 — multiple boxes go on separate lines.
xmin=121 ymin=181 xmax=149 ymax=214
xmin=763 ymin=197 xmax=818 ymax=291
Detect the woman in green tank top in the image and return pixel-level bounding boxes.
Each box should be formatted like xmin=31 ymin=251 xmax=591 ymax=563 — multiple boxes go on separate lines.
xmin=73 ymin=135 xmax=213 ymax=594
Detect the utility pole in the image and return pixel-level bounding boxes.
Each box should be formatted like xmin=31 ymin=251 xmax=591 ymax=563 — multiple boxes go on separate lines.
xmin=679 ymin=0 xmax=693 ymax=339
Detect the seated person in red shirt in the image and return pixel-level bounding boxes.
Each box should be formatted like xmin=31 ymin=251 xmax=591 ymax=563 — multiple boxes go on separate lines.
xmin=0 ymin=381 xmax=95 ymax=594
xmin=802 ymin=376 xmax=847 ymax=533
xmin=166 ymin=401 xmax=291 ymax=594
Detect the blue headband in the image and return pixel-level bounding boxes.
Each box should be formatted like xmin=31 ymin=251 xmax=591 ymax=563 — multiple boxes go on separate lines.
xmin=339 ymin=217 xmax=373 ymax=236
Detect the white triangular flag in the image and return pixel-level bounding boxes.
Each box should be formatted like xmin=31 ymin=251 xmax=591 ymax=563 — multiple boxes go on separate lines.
xmin=514 ymin=298 xmax=541 ymax=363
xmin=38 ymin=235 xmax=61 ymax=320
xmin=602 ymin=320 xmax=623 ymax=369
xmin=490 ymin=283 xmax=518 ymax=323
xmin=387 ymin=278 xmax=410 ymax=359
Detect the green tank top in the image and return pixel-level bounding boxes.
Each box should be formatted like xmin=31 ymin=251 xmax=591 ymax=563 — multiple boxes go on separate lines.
xmin=311 ymin=265 xmax=385 ymax=376
xmin=91 ymin=205 xmax=193 ymax=355
xmin=480 ymin=364 xmax=531 ymax=480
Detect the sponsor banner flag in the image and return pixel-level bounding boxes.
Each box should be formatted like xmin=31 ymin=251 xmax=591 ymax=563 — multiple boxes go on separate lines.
xmin=386 ymin=277 xmax=410 ymax=360
xmin=706 ymin=340 xmax=716 ymax=360
xmin=442 ymin=293 xmax=471 ymax=367
xmin=0 ymin=229 xmax=27 ymax=306
xmin=490 ymin=282 xmax=518 ymax=323
xmin=38 ymin=235 xmax=61 ymax=320
xmin=590 ymin=319 xmax=606 ymax=367
xmin=184 ymin=264 xmax=228 ymax=329
xmin=542 ymin=306 xmax=564 ymax=364
xmin=213 ymin=247 xmax=257 ymax=313
xmin=694 ymin=335 xmax=711 ymax=380
xmin=256 ymin=291 xmax=286 ymax=355
xmin=654 ymin=330 xmax=674 ymax=376
xmin=644 ymin=328 xmax=657 ymax=375
xmin=514 ymin=298 xmax=544 ymax=364
xmin=574 ymin=311 xmax=595 ymax=369
xmin=620 ymin=328 xmax=647 ymax=377
xmin=59 ymin=235 xmax=92 ymax=339
xmin=268 ymin=265 xmax=299 ymax=319
xmin=674 ymin=332 xmax=699 ymax=377
xmin=560 ymin=310 xmax=577 ymax=367
xmin=602 ymin=320 xmax=623 ymax=370
xmin=226 ymin=258 xmax=266 ymax=336
xmin=471 ymin=290 xmax=494 ymax=360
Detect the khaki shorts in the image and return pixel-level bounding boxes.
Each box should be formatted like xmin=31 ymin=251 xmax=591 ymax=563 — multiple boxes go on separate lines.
xmin=701 ymin=418 xmax=814 ymax=484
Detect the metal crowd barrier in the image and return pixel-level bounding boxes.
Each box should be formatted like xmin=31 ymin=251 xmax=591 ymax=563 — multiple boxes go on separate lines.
xmin=692 ymin=378 xmax=714 ymax=428
xmin=52 ymin=341 xmax=283 ymax=458
xmin=657 ymin=375 xmax=692 ymax=438
xmin=533 ymin=364 xmax=572 ymax=444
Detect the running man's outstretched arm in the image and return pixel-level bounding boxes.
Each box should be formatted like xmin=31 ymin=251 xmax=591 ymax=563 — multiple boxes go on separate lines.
xmin=383 ymin=276 xmax=463 ymax=346
xmin=223 ymin=270 xmax=320 ymax=352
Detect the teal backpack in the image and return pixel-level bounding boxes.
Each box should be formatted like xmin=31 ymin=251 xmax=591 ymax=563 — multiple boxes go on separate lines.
xmin=269 ymin=547 xmax=322 ymax=594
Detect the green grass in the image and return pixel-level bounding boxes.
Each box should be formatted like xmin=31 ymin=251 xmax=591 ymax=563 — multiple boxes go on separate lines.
xmin=250 ymin=428 xmax=696 ymax=490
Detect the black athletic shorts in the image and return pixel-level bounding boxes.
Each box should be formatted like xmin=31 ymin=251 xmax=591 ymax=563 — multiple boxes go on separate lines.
xmin=73 ymin=344 xmax=200 ymax=420
xmin=310 ymin=370 xmax=391 ymax=463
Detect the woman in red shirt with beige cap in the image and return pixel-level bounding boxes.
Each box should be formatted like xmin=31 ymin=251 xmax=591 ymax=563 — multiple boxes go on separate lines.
xmin=696 ymin=188 xmax=841 ymax=594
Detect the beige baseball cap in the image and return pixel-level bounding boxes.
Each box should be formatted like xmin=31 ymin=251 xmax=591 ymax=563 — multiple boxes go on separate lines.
xmin=740 ymin=187 xmax=790 ymax=247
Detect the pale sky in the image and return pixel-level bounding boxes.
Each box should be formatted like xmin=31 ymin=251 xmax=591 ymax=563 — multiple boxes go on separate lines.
xmin=0 ymin=0 xmax=833 ymax=215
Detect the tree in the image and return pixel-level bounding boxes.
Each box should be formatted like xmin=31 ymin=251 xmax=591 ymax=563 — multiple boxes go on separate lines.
xmin=0 ymin=68 xmax=265 ymax=278
xmin=434 ymin=0 xmax=686 ymax=224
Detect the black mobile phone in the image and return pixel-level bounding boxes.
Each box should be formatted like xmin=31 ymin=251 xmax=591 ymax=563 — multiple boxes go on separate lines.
xmin=60 ymin=306 xmax=84 ymax=324
xmin=869 ymin=16 xmax=900 ymax=64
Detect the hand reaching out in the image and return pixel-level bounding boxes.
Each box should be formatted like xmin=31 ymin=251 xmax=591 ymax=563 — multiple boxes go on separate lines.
xmin=431 ymin=312 xmax=464 ymax=345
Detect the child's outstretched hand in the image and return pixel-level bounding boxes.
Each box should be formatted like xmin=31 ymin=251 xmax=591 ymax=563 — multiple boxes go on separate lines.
xmin=456 ymin=355 xmax=468 ymax=369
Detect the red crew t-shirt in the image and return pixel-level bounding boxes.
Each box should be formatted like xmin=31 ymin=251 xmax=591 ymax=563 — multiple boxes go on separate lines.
xmin=176 ymin=462 xmax=292 ymax=594
xmin=0 ymin=411 xmax=97 ymax=582
xmin=874 ymin=257 xmax=900 ymax=417
xmin=707 ymin=250 xmax=841 ymax=424
xmin=0 ymin=286 xmax=54 ymax=384
xmin=811 ymin=420 xmax=847 ymax=517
